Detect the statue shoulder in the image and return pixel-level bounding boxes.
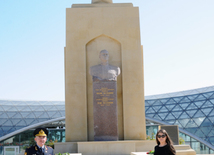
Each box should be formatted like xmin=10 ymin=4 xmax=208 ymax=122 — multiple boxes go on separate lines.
xmin=89 ymin=64 xmax=101 ymax=75
xmin=109 ymin=65 xmax=120 ymax=74
xmin=109 ymin=65 xmax=119 ymax=69
xmin=90 ymin=64 xmax=100 ymax=70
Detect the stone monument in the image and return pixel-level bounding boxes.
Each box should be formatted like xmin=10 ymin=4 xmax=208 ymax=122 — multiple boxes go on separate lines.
xmin=54 ymin=0 xmax=196 ymax=155
xmin=64 ymin=0 xmax=146 ymax=143
xmin=89 ymin=49 xmax=120 ymax=141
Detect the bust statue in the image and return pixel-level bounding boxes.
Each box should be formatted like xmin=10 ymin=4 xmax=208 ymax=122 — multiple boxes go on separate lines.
xmin=92 ymin=0 xmax=112 ymax=4
xmin=89 ymin=50 xmax=120 ymax=81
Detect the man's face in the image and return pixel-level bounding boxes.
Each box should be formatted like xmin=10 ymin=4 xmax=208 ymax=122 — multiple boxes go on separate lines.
xmin=35 ymin=136 xmax=47 ymax=147
xmin=99 ymin=51 xmax=109 ymax=62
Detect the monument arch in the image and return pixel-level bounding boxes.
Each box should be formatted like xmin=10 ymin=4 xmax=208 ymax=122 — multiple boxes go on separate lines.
xmin=86 ymin=34 xmax=123 ymax=140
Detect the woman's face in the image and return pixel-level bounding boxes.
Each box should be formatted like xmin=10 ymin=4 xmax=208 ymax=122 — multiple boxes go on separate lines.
xmin=157 ymin=132 xmax=167 ymax=143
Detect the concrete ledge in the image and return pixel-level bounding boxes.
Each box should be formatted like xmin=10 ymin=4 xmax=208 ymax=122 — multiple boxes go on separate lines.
xmin=54 ymin=142 xmax=77 ymax=154
xmin=176 ymin=149 xmax=196 ymax=155
xmin=131 ymin=152 xmax=147 ymax=155
xmin=78 ymin=141 xmax=135 ymax=155
xmin=135 ymin=140 xmax=156 ymax=151
xmin=72 ymin=3 xmax=133 ymax=8
xmin=55 ymin=141 xmax=196 ymax=155
xmin=174 ymin=145 xmax=192 ymax=150
xmin=131 ymin=145 xmax=196 ymax=155
xmin=55 ymin=141 xmax=155 ymax=155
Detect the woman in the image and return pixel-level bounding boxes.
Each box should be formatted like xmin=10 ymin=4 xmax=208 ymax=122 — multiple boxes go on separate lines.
xmin=154 ymin=129 xmax=176 ymax=155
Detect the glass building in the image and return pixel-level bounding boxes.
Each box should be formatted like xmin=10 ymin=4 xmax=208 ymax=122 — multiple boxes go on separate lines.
xmin=145 ymin=86 xmax=214 ymax=146
xmin=0 ymin=86 xmax=214 ymax=154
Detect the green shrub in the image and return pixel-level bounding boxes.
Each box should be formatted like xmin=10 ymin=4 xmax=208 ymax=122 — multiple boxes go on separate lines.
xmin=179 ymin=137 xmax=185 ymax=145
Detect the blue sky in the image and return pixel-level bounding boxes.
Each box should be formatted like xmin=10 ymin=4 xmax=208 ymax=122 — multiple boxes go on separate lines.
xmin=0 ymin=0 xmax=214 ymax=101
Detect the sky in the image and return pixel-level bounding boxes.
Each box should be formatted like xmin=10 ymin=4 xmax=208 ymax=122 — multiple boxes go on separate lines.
xmin=0 ymin=0 xmax=214 ymax=101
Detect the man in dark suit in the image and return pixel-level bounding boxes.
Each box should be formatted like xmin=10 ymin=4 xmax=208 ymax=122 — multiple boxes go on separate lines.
xmin=25 ymin=127 xmax=54 ymax=155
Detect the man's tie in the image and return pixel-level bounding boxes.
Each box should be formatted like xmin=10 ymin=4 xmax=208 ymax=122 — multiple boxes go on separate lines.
xmin=39 ymin=147 xmax=44 ymax=154
xmin=42 ymin=147 xmax=45 ymax=154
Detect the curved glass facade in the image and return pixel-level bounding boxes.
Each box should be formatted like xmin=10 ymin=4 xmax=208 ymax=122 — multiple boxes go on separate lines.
xmin=145 ymin=86 xmax=214 ymax=147
xmin=0 ymin=101 xmax=65 ymax=137
xmin=0 ymin=86 xmax=214 ymax=154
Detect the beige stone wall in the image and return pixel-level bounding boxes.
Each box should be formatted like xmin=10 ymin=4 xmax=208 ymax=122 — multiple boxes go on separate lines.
xmin=65 ymin=2 xmax=146 ymax=142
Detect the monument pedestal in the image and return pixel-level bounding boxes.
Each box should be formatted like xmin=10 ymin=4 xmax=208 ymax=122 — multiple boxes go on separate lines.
xmin=54 ymin=140 xmax=156 ymax=155
xmin=54 ymin=141 xmax=196 ymax=155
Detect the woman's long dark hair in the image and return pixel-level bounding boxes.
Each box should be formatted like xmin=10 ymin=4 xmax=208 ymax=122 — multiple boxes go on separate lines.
xmin=156 ymin=129 xmax=176 ymax=155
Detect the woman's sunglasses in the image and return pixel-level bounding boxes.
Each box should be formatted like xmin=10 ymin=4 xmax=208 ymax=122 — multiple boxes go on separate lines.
xmin=157 ymin=134 xmax=166 ymax=138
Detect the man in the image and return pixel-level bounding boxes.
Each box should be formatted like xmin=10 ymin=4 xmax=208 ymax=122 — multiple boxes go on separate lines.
xmin=25 ymin=127 xmax=54 ymax=155
xmin=89 ymin=49 xmax=120 ymax=81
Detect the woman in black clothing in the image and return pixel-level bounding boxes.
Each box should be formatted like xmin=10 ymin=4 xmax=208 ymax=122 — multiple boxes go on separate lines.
xmin=154 ymin=129 xmax=176 ymax=155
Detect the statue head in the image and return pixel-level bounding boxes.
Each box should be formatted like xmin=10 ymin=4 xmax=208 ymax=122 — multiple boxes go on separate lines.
xmin=99 ymin=49 xmax=109 ymax=63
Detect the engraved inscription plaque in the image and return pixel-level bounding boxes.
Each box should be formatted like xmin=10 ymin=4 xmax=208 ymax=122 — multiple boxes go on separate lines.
xmin=93 ymin=81 xmax=118 ymax=141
